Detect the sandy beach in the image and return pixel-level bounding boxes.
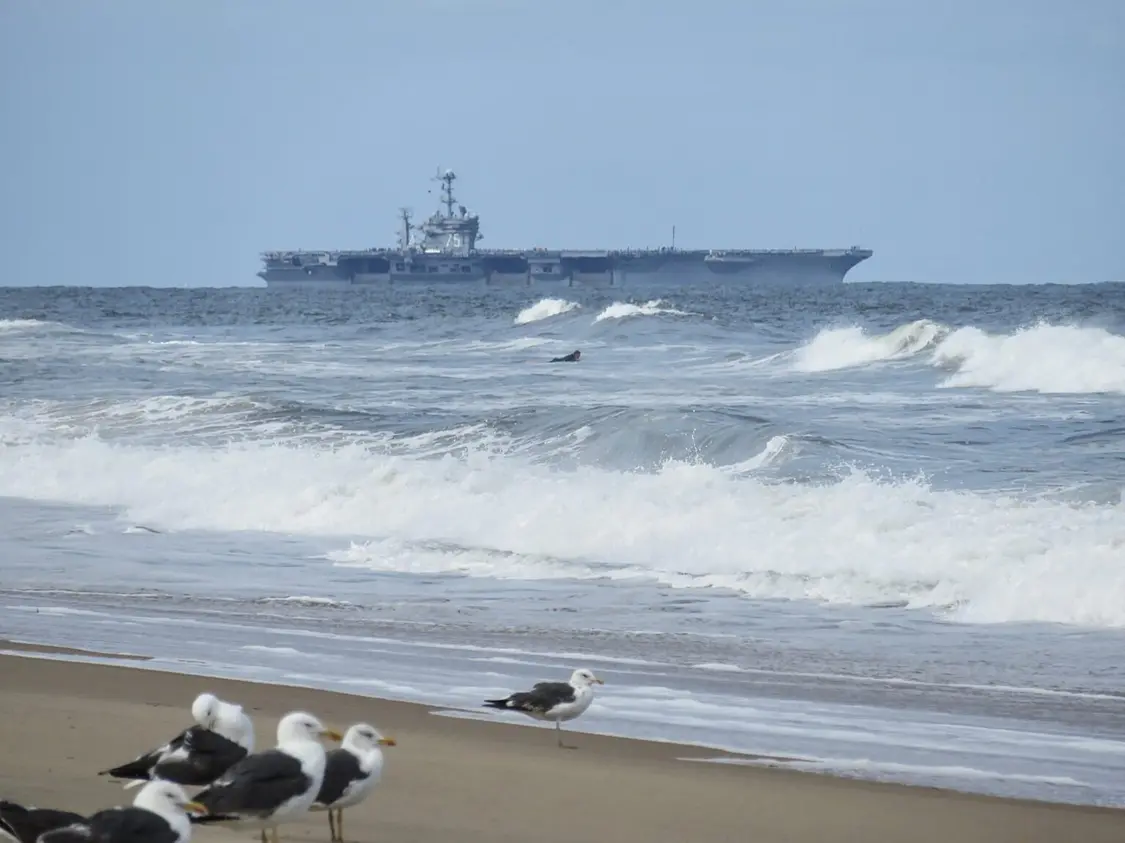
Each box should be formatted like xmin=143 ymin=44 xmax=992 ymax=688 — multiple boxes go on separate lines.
xmin=1 ymin=647 xmax=1122 ymax=843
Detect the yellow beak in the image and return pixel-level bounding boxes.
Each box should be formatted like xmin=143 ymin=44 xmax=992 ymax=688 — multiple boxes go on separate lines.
xmin=594 ymin=678 xmax=605 ymax=684
xmin=378 ymin=737 xmax=397 ymax=747
xmin=322 ymin=728 xmax=343 ymax=741
xmin=184 ymin=801 xmax=207 ymax=815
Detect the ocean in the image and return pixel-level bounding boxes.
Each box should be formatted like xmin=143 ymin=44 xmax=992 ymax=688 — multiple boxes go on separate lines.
xmin=2 ymin=282 xmax=1124 ymax=807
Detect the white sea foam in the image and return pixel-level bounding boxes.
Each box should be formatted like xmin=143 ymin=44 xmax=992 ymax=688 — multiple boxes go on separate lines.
xmin=463 ymin=337 xmax=553 ymax=352
xmin=792 ymin=319 xmax=947 ymax=372
xmin=793 ymin=319 xmax=1125 ymax=395
xmin=240 ymin=645 xmax=307 ymax=656
xmin=513 ymin=297 xmax=580 ymax=325
xmin=0 ymin=426 xmax=1122 ymax=629
xmin=721 ymin=434 xmax=790 ymax=474
xmin=692 ymin=756 xmax=1091 ymax=788
xmin=593 ymin=299 xmax=689 ymax=322
xmin=258 ymin=596 xmax=355 ymax=608
xmin=0 ymin=318 xmax=60 ymax=332
xmin=932 ymin=323 xmax=1125 ymax=394
xmin=693 ymin=662 xmax=743 ymax=672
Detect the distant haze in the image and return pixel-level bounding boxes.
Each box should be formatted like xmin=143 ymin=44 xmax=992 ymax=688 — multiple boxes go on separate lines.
xmin=0 ymin=0 xmax=1121 ymax=287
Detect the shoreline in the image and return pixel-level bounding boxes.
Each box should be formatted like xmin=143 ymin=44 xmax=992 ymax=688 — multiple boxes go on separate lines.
xmin=0 ymin=638 xmax=152 ymax=660
xmin=0 ymin=638 xmax=774 ymax=766
xmin=3 ymin=638 xmax=1123 ymax=804
xmin=1 ymin=651 xmax=1124 ymax=842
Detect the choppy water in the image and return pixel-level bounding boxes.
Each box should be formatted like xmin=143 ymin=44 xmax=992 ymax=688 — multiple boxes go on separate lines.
xmin=2 ymin=283 xmax=1125 ymax=806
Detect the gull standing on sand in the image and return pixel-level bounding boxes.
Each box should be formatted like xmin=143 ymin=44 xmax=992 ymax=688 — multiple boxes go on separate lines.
xmin=0 ymin=800 xmax=85 ymax=843
xmin=36 ymin=780 xmax=205 ymax=843
xmin=99 ymin=691 xmax=255 ymax=787
xmin=312 ymin=722 xmax=396 ymax=843
xmin=483 ymin=667 xmax=604 ymax=748
xmin=192 ymin=710 xmax=341 ymax=843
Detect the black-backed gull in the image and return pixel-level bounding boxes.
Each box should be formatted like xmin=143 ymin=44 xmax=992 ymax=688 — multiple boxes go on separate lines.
xmin=312 ymin=722 xmax=396 ymax=842
xmin=99 ymin=691 xmax=254 ymax=786
xmin=36 ymin=780 xmax=205 ymax=843
xmin=483 ymin=667 xmax=604 ymax=748
xmin=192 ymin=710 xmax=341 ymax=843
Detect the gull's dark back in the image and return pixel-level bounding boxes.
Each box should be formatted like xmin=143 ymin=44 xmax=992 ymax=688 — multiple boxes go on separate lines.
xmin=194 ymin=749 xmax=308 ymax=818
xmin=159 ymin=728 xmax=249 ymax=785
xmin=496 ymin=681 xmax=575 ymax=713
xmin=39 ymin=806 xmax=180 ymax=843
xmin=316 ymin=749 xmax=363 ymax=807
xmin=0 ymin=801 xmax=86 ymax=843
xmin=99 ymin=726 xmax=247 ymax=786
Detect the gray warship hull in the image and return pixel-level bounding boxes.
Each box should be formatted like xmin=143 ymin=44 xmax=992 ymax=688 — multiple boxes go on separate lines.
xmin=258 ymin=247 xmax=872 ymax=288
xmin=257 ymin=170 xmax=873 ymax=288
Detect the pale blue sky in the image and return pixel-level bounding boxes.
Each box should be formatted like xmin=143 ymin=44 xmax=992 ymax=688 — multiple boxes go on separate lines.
xmin=1 ymin=0 xmax=1121 ymax=286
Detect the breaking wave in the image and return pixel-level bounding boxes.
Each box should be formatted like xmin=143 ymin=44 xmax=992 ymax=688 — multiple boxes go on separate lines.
xmin=593 ymin=299 xmax=689 ymax=322
xmin=0 ymin=318 xmax=56 ymax=332
xmin=932 ymin=324 xmax=1125 ymax=395
xmin=511 ymin=297 xmax=688 ymax=327
xmin=1 ymin=415 xmax=1123 ymax=630
xmin=794 ymin=320 xmax=1125 ymax=395
xmin=792 ymin=320 xmax=947 ymax=372
xmin=513 ymin=298 xmax=580 ymax=325
xmin=4 ymin=301 xmax=1125 ymax=632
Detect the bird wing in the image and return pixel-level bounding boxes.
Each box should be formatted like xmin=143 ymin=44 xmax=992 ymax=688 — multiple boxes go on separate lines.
xmin=0 ymin=801 xmax=30 ymax=842
xmin=97 ymin=728 xmax=189 ymax=780
xmin=152 ymin=726 xmax=249 ymax=786
xmin=87 ymin=808 xmax=179 ymax=843
xmin=36 ymin=822 xmax=92 ymax=843
xmin=315 ymin=749 xmax=363 ymax=807
xmin=0 ymin=802 xmax=86 ymax=843
xmin=506 ymin=682 xmax=576 ymax=713
xmin=194 ymin=749 xmax=310 ymax=817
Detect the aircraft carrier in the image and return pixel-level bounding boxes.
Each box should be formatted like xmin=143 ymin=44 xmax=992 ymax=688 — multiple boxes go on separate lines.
xmin=257 ymin=170 xmax=873 ymax=288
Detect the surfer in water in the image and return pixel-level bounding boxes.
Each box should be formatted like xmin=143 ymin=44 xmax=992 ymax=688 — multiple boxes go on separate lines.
xmin=550 ymin=350 xmax=581 ymax=363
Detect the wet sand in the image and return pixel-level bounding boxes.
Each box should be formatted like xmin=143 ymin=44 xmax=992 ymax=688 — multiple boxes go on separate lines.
xmin=0 ymin=649 xmax=1122 ymax=843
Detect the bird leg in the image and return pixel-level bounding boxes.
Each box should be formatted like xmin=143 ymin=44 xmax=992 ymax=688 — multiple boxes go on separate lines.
xmin=260 ymin=830 xmax=268 ymax=843
xmin=328 ymin=809 xmax=337 ymax=842
xmin=555 ymin=720 xmax=577 ymax=750
xmin=272 ymin=826 xmax=280 ymax=843
xmin=337 ymin=808 xmax=345 ymax=842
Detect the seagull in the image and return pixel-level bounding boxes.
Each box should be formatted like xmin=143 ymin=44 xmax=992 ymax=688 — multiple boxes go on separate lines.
xmin=0 ymin=801 xmax=85 ymax=843
xmin=100 ymin=691 xmax=255 ymax=787
xmin=483 ymin=667 xmax=604 ymax=748
xmin=312 ymin=723 xmax=396 ymax=843
xmin=36 ymin=780 xmax=205 ymax=843
xmin=192 ymin=710 xmax=342 ymax=843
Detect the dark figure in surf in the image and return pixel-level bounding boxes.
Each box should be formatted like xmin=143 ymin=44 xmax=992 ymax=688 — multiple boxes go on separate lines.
xmin=550 ymin=350 xmax=581 ymax=363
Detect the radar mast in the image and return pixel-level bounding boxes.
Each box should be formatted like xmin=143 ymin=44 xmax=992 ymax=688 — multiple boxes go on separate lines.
xmin=397 ymin=207 xmax=414 ymax=250
xmin=432 ymin=168 xmax=460 ymax=218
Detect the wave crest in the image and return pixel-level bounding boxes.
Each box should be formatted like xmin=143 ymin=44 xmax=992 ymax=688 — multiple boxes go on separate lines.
xmin=932 ymin=323 xmax=1125 ymax=395
xmin=1 ymin=430 xmax=1122 ymax=629
xmin=513 ymin=298 xmax=579 ymax=325
xmin=793 ymin=320 xmax=947 ymax=373
xmin=792 ymin=319 xmax=1125 ymax=395
xmin=593 ymin=299 xmax=689 ymax=322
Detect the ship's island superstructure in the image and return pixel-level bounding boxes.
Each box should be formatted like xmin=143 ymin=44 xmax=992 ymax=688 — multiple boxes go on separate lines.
xmin=257 ymin=170 xmax=872 ymax=288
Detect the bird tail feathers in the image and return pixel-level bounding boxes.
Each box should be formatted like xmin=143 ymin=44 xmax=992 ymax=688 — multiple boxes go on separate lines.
xmin=189 ymin=813 xmax=241 ymax=825
xmin=97 ymin=757 xmax=153 ymax=780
